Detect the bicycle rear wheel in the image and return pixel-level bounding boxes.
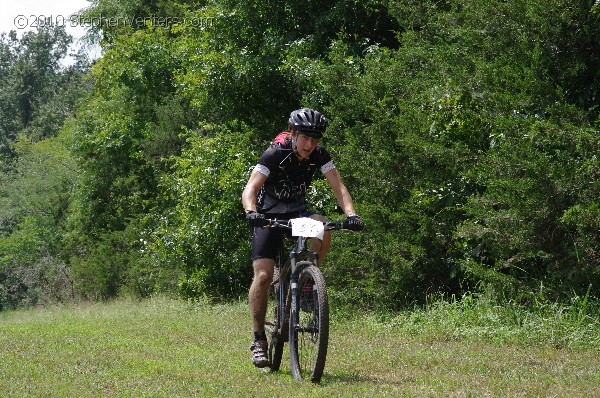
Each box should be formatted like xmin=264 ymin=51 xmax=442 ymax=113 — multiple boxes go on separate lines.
xmin=265 ymin=268 xmax=284 ymax=371
xmin=289 ymin=263 xmax=329 ymax=383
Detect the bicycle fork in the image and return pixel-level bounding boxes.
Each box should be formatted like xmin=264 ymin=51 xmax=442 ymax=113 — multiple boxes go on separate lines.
xmin=290 ymin=255 xmax=320 ymax=334
xmin=290 ymin=237 xmax=321 ymax=336
xmin=290 ymin=257 xmax=300 ymax=333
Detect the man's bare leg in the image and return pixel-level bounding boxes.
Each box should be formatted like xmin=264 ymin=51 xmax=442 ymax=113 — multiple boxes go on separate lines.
xmin=249 ymin=258 xmax=275 ymax=334
xmin=248 ymin=258 xmax=275 ymax=368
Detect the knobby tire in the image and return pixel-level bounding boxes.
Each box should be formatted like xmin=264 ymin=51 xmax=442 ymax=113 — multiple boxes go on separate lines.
xmin=289 ymin=263 xmax=329 ymax=383
xmin=266 ymin=268 xmax=284 ymax=371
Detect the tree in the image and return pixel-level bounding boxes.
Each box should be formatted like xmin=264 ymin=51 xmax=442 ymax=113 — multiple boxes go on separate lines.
xmin=0 ymin=32 xmax=20 ymax=164
xmin=151 ymin=123 xmax=257 ymax=299
xmin=302 ymin=0 xmax=600 ymax=305
xmin=0 ymin=25 xmax=87 ymax=308
xmin=11 ymin=26 xmax=71 ymax=132
xmin=8 ymin=0 xmax=596 ymax=308
xmin=0 ymin=137 xmax=78 ymax=308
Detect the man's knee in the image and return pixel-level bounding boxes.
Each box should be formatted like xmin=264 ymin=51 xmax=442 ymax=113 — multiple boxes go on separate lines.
xmin=309 ymin=213 xmax=327 ymax=223
xmin=252 ymin=259 xmax=275 ymax=286
xmin=308 ymin=213 xmax=331 ymax=241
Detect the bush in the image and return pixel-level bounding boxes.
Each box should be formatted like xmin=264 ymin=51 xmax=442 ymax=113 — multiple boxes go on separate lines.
xmin=150 ymin=122 xmax=259 ymax=299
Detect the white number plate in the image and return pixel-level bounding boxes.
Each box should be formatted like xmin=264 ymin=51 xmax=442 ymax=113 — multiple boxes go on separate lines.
xmin=290 ymin=218 xmax=325 ymax=240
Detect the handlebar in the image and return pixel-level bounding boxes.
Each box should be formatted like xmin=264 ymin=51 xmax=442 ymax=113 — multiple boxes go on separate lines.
xmin=263 ymin=218 xmax=343 ymax=231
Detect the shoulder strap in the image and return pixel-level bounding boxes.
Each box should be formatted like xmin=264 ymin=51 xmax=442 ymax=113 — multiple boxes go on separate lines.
xmin=276 ymin=145 xmax=308 ymax=210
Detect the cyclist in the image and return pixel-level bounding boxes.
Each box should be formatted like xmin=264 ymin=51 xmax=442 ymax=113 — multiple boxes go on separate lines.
xmin=241 ymin=108 xmax=364 ymax=368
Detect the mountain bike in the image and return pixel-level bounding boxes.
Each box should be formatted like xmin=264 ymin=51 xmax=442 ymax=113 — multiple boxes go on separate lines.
xmin=263 ymin=217 xmax=342 ymax=383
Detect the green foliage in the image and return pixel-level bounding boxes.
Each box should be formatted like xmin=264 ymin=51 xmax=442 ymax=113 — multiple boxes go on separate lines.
xmin=3 ymin=0 xmax=600 ymax=310
xmin=0 ymin=26 xmax=75 ymax=165
xmin=6 ymin=26 xmax=72 ymax=132
xmin=401 ymin=284 xmax=600 ymax=348
xmin=75 ymin=0 xmax=203 ymax=45
xmin=0 ymin=26 xmax=87 ymax=309
xmin=297 ymin=0 xmax=600 ymax=308
xmin=69 ymin=228 xmax=134 ymax=300
xmin=152 ymin=123 xmax=257 ymax=299
xmin=170 ymin=0 xmax=399 ymax=135
xmin=0 ymin=138 xmax=78 ymax=309
xmin=457 ymin=107 xmax=600 ymax=294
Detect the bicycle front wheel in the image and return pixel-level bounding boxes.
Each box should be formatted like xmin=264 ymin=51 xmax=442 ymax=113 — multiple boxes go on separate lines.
xmin=289 ymin=263 xmax=329 ymax=383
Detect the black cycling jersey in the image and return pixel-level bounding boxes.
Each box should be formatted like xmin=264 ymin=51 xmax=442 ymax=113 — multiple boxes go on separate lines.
xmin=253 ymin=139 xmax=335 ymax=214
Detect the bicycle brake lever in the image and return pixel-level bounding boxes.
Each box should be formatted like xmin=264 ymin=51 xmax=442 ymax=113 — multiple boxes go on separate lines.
xmin=325 ymin=222 xmax=342 ymax=231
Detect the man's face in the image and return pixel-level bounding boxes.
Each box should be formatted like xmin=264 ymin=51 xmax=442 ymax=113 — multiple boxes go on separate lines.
xmin=294 ymin=133 xmax=320 ymax=159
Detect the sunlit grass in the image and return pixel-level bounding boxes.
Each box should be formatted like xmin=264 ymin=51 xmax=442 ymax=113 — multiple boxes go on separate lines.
xmin=0 ymin=295 xmax=598 ymax=397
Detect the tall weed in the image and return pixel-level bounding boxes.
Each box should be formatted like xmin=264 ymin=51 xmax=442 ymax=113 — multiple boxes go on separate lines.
xmin=377 ymin=285 xmax=600 ymax=349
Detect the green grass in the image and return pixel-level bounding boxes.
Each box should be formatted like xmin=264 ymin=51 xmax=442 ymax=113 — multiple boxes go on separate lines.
xmin=0 ymin=296 xmax=598 ymax=397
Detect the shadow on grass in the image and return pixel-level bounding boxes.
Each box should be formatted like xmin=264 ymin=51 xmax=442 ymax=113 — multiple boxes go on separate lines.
xmin=264 ymin=369 xmax=402 ymax=387
xmin=321 ymin=372 xmax=400 ymax=386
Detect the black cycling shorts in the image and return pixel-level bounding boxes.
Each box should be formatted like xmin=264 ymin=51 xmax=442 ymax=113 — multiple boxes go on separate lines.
xmin=251 ymin=211 xmax=312 ymax=261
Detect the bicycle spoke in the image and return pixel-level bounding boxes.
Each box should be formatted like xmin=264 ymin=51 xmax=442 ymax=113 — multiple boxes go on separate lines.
xmin=289 ymin=265 xmax=329 ymax=383
xmin=266 ymin=268 xmax=284 ymax=371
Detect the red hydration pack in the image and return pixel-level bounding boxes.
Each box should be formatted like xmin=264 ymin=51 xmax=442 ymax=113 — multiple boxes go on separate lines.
xmin=273 ymin=131 xmax=291 ymax=145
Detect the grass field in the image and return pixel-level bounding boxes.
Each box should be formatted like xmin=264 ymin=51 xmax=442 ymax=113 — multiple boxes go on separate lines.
xmin=0 ymin=296 xmax=598 ymax=397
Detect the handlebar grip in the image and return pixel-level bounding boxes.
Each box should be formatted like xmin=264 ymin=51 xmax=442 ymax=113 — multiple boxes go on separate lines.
xmin=324 ymin=222 xmax=342 ymax=230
